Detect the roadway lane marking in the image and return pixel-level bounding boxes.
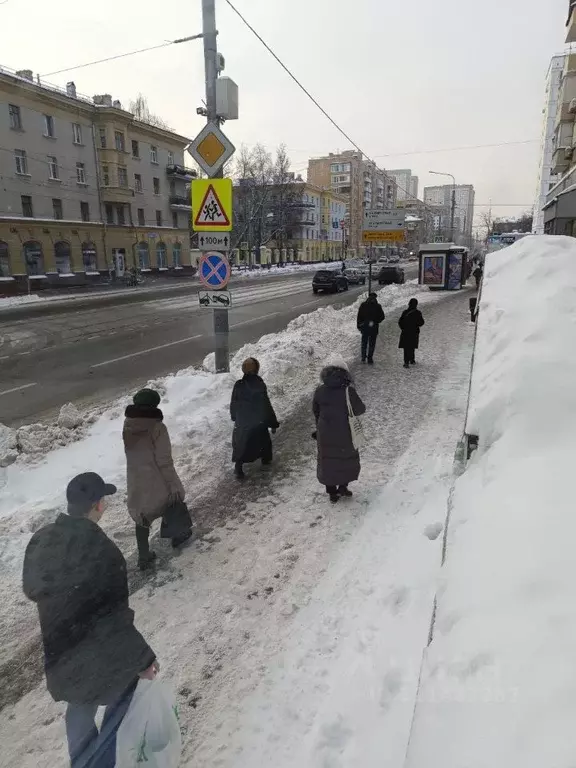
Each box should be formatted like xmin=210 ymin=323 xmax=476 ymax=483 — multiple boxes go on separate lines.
xmin=0 ymin=382 xmax=37 ymax=397
xmin=91 ymin=334 xmax=203 ymax=369
xmin=231 ymin=312 xmax=281 ymax=329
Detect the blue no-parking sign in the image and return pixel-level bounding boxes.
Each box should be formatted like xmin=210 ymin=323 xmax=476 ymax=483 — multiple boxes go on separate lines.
xmin=199 ymin=251 xmax=231 ymax=289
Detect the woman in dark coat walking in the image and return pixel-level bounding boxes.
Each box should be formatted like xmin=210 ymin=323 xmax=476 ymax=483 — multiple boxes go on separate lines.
xmin=399 ymin=298 xmax=425 ymax=368
xmin=313 ymin=359 xmax=366 ymax=503
xmin=231 ymin=358 xmax=279 ymax=480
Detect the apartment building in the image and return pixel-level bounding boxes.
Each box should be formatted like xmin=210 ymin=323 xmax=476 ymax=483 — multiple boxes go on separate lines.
xmin=423 ymin=184 xmax=475 ymax=243
xmin=388 ymin=169 xmax=419 ymax=202
xmin=0 ymin=65 xmax=192 ymax=292
xmin=307 ymin=151 xmax=397 ymax=253
xmin=533 ymin=55 xmax=565 ymax=234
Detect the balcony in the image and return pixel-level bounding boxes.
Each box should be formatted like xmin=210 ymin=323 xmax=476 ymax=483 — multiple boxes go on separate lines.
xmin=170 ymin=195 xmax=192 ymax=210
xmin=552 ymin=145 xmax=574 ymax=175
xmin=101 ymin=185 xmax=134 ymax=203
xmin=166 ymin=164 xmax=197 ymax=181
xmin=567 ymin=2 xmax=576 ymax=43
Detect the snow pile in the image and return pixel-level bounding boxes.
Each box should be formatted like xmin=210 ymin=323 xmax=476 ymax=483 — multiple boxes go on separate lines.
xmin=406 ymin=235 xmax=576 ymax=767
xmin=0 ymin=294 xmax=45 ymax=309
xmin=0 ymin=424 xmax=17 ymax=468
xmin=232 ymin=262 xmax=339 ymax=279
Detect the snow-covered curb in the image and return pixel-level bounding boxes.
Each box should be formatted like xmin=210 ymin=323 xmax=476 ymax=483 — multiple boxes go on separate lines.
xmin=405 ymin=236 xmax=576 ymax=767
xmin=0 ymin=294 xmax=46 ymax=308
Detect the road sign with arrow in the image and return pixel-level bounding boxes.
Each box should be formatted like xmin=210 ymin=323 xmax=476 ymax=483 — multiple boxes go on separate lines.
xmin=197 ymin=231 xmax=231 ymax=251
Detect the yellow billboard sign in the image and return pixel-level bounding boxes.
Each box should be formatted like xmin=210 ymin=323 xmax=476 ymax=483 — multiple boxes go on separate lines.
xmin=362 ymin=230 xmax=406 ymax=243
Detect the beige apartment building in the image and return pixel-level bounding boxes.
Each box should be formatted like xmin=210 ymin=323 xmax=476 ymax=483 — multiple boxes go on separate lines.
xmin=307 ymin=150 xmax=397 ymax=253
xmin=0 ymin=65 xmax=193 ymax=292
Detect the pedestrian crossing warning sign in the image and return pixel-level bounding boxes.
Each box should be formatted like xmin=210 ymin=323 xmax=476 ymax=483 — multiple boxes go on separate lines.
xmin=192 ymin=178 xmax=233 ymax=232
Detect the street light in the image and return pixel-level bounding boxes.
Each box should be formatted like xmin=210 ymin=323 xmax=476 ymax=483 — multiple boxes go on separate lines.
xmin=429 ymin=170 xmax=456 ymax=243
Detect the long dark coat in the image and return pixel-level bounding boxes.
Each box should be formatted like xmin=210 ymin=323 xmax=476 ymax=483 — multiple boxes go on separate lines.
xmin=313 ymin=366 xmax=366 ymax=487
xmin=398 ymin=307 xmax=425 ymax=349
xmin=230 ymin=374 xmax=279 ymax=464
xmin=22 ymin=514 xmax=155 ymax=705
xmin=123 ymin=405 xmax=185 ymax=525
xmin=357 ymin=298 xmax=385 ymax=333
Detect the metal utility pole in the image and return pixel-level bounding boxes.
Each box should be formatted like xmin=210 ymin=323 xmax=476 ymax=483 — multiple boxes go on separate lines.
xmin=202 ymin=0 xmax=229 ymax=373
xmin=430 ymin=170 xmax=456 ymax=243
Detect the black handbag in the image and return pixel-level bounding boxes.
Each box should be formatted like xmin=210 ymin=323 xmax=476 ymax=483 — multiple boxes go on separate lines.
xmin=160 ymin=499 xmax=192 ymax=539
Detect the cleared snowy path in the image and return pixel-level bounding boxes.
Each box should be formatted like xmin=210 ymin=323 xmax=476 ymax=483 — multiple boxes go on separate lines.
xmin=0 ymin=290 xmax=474 ymax=767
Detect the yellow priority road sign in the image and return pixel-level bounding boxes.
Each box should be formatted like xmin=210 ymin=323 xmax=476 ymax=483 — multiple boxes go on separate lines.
xmin=191 ymin=178 xmax=233 ymax=232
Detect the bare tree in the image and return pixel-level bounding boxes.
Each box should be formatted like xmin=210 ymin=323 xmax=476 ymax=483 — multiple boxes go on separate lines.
xmin=129 ymin=94 xmax=172 ymax=130
xmin=267 ymin=145 xmax=303 ymax=261
xmin=230 ymin=143 xmax=275 ymax=262
xmin=478 ymin=210 xmax=493 ymax=240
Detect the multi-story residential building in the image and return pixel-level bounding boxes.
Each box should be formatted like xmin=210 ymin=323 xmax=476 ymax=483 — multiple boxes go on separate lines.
xmin=307 ymin=151 xmax=397 ymax=253
xmin=410 ymin=175 xmax=419 ymax=199
xmin=396 ymin=197 xmax=434 ymax=249
xmin=423 ymin=184 xmax=475 ymax=244
xmin=388 ymin=169 xmax=419 ymax=202
xmin=533 ymin=55 xmax=565 ymax=234
xmin=232 ymin=179 xmax=346 ymax=264
xmin=0 ymin=65 xmax=193 ymax=292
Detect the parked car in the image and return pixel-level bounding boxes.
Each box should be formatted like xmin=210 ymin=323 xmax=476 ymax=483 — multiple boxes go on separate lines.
xmin=313 ymin=270 xmax=349 ymax=294
xmin=377 ymin=266 xmax=405 ymax=285
xmin=344 ymin=268 xmax=366 ymax=286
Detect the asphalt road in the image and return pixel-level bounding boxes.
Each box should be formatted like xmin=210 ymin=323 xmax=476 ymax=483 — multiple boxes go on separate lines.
xmin=0 ymin=265 xmax=418 ymax=426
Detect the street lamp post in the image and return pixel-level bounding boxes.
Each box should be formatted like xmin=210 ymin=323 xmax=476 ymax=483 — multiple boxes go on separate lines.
xmin=430 ymin=171 xmax=456 ymax=243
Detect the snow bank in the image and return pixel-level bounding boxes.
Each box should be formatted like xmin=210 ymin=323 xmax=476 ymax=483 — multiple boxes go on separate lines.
xmin=0 ymin=294 xmax=45 ymax=308
xmin=406 ymin=235 xmax=576 ymax=767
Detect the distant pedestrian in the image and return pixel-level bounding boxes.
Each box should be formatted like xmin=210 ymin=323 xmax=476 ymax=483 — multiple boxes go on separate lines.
xmin=313 ymin=357 xmax=366 ymax=503
xmin=230 ymin=358 xmax=279 ymax=480
xmin=473 ymin=264 xmax=483 ymax=289
xmin=357 ymin=292 xmax=385 ymax=364
xmin=123 ymin=389 xmax=190 ymax=571
xmin=399 ymin=298 xmax=425 ymax=368
xmin=22 ymin=472 xmax=157 ymax=768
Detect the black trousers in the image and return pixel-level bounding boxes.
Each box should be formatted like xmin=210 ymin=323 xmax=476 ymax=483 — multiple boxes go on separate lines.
xmin=403 ymin=347 xmax=416 ymax=365
xmin=326 ymin=485 xmax=348 ymax=494
xmin=361 ymin=330 xmax=378 ymax=361
xmin=135 ymin=520 xmax=151 ymax=559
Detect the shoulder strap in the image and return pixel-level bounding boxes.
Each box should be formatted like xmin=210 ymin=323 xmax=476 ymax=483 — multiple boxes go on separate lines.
xmin=345 ymin=386 xmax=353 ymax=417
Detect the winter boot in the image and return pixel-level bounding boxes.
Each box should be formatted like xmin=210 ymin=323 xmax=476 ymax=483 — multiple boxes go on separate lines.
xmin=329 ymin=493 xmax=340 ymax=504
xmin=338 ymin=486 xmax=353 ymax=497
xmin=234 ymin=462 xmax=245 ymax=480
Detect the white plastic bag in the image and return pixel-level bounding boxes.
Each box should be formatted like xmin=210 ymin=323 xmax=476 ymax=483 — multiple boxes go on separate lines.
xmin=116 ymin=679 xmax=182 ymax=768
xmin=345 ymin=387 xmax=365 ymax=450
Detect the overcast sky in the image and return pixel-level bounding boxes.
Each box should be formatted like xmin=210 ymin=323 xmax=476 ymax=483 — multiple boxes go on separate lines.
xmin=0 ymin=0 xmax=568 ymax=225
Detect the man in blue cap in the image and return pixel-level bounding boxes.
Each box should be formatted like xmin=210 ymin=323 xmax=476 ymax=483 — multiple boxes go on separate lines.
xmin=23 ymin=472 xmax=156 ymax=767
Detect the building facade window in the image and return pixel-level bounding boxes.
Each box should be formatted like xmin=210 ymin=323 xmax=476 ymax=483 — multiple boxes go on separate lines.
xmin=118 ymin=166 xmax=128 ymax=187
xmin=21 ymin=195 xmax=33 ymax=217
xmin=48 ymin=155 xmax=59 ymax=180
xmin=9 ymin=104 xmax=22 ymax=130
xmin=102 ymin=165 xmax=110 ymax=186
xmin=23 ymin=241 xmax=44 ymax=275
xmin=169 ymin=180 xmax=176 ymax=195
xmin=153 ymin=177 xmax=160 ymax=195
xmin=54 ymin=241 xmax=72 ymax=273
xmin=172 ymin=242 xmax=182 ymax=267
xmin=155 ymin=210 xmax=162 ymax=226
xmin=105 ymin=204 xmax=114 ymax=224
xmin=150 ymin=145 xmax=158 ymax=164
xmin=52 ymin=198 xmax=63 ymax=220
xmin=134 ymin=173 xmax=143 ymax=193
xmin=116 ymin=204 xmax=126 ymax=226
xmin=131 ymin=140 xmax=140 ymax=159
xmin=0 ymin=241 xmax=11 ymax=277
xmin=156 ymin=241 xmax=167 ymax=268
xmin=80 ymin=201 xmax=90 ymax=222
xmin=137 ymin=208 xmax=145 ymax=226
xmin=99 ymin=127 xmax=107 ymax=148
xmin=137 ymin=241 xmax=150 ymax=269
xmin=114 ymin=131 xmax=125 ymax=152
xmin=82 ymin=242 xmax=97 ymax=271
xmin=43 ymin=114 xmax=55 ymax=137
xmin=72 ymin=123 xmax=82 ymax=144
xmin=15 ymin=149 xmax=28 ymax=175
xmin=172 ymin=211 xmax=178 ymax=229
xmin=167 ymin=150 xmax=174 ymax=166
xmin=76 ymin=162 xmax=86 ymax=184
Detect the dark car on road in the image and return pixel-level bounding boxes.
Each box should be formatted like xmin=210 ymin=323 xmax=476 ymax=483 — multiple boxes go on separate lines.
xmin=312 ymin=270 xmax=349 ymax=294
xmin=377 ymin=266 xmax=405 ymax=285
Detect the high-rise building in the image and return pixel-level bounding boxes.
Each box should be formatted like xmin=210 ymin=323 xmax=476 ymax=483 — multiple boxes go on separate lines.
xmin=533 ymin=55 xmax=566 ymax=234
xmin=423 ymin=184 xmax=475 ymax=243
xmin=308 ymin=151 xmax=396 ymax=252
xmin=388 ymin=169 xmax=412 ymax=201
xmin=410 ymin=176 xmax=419 ymax=199
xmin=0 ymin=64 xmax=193 ymax=291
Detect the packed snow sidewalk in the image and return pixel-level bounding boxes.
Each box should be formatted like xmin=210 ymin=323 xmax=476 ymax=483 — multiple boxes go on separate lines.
xmin=0 ymin=287 xmax=474 ymax=767
xmin=405 ymin=236 xmax=576 ymax=768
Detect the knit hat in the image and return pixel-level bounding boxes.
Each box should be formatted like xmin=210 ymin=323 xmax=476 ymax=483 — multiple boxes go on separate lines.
xmin=323 ymin=354 xmax=349 ymax=371
xmin=242 ymin=357 xmax=260 ymax=375
xmin=133 ymin=388 xmax=161 ymax=408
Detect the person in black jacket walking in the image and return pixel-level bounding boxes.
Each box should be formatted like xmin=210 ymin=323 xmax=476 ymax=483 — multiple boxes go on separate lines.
xmin=399 ymin=298 xmax=425 ymax=368
xmin=357 ymin=292 xmax=385 ymax=364
xmin=230 ymin=357 xmax=280 ymax=480
xmin=22 ymin=472 xmax=157 ymax=768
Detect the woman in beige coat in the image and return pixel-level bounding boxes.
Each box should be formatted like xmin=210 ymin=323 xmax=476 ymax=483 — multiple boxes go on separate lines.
xmin=123 ymin=389 xmax=188 ymax=570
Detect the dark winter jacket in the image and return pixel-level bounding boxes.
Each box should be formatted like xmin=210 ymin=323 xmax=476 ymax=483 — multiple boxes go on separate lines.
xmin=357 ymin=298 xmax=385 ymax=334
xmin=123 ymin=405 xmax=185 ymax=525
xmin=22 ymin=514 xmax=155 ymax=705
xmin=398 ymin=308 xmax=425 ymax=349
xmin=230 ymin=374 xmax=279 ymax=464
xmin=313 ymin=366 xmax=366 ymax=487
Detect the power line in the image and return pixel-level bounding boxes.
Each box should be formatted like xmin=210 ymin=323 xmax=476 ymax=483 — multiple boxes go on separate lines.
xmin=373 ymin=139 xmax=539 ymax=158
xmin=40 ymin=34 xmax=205 ymax=77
